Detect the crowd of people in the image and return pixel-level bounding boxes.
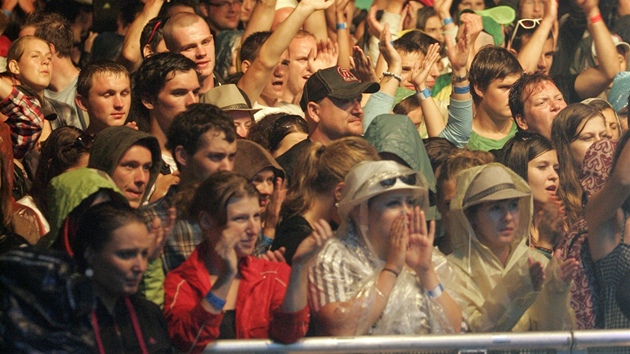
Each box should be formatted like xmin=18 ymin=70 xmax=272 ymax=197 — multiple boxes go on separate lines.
xmin=1 ymin=0 xmax=630 ymax=351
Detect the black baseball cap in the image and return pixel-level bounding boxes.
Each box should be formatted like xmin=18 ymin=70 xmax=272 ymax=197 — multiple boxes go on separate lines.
xmin=300 ymin=66 xmax=379 ymax=111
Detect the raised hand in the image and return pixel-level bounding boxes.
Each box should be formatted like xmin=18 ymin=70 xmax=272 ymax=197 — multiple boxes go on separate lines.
xmin=528 ymin=256 xmax=545 ymax=291
xmin=446 ymin=14 xmax=477 ymax=71
xmin=378 ymin=23 xmax=402 ymax=69
xmin=262 ymin=247 xmax=287 ymax=263
xmin=148 ymin=207 xmax=176 ymax=260
xmin=350 ymin=46 xmax=377 ymax=82
xmin=292 ymin=219 xmax=333 ymax=266
xmin=312 ymin=39 xmax=339 ymax=71
xmin=554 ymin=250 xmax=579 ymax=285
xmin=411 ymin=42 xmax=441 ymax=90
xmin=385 ymin=212 xmax=409 ymax=275
xmin=405 ymin=206 xmax=436 ymax=274
xmin=264 ymin=177 xmax=287 ymax=229
xmin=366 ymin=4 xmax=385 ymax=39
xmin=214 ymin=225 xmax=243 ymax=277
xmin=300 ymin=0 xmax=335 ymax=12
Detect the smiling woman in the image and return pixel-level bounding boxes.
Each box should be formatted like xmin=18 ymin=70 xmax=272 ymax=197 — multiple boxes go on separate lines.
xmin=163 ymin=171 xmax=331 ymax=353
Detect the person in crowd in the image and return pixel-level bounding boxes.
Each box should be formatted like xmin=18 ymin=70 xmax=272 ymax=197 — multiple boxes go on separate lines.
xmin=435 ymin=148 xmax=494 ymax=254
xmin=583 ymin=97 xmax=622 ymax=139
xmin=19 ymin=127 xmax=92 ymax=238
xmin=30 ymin=13 xmax=87 ymax=130
xmin=584 ymin=130 xmax=630 ymax=329
xmin=199 ymin=0 xmax=242 ymax=36
xmin=142 ymin=103 xmax=237 ymax=273
xmin=132 ymin=52 xmax=200 ymax=173
xmin=281 ymin=31 xmax=318 ymax=106
xmin=467 ymin=46 xmax=522 ymax=151
xmin=272 ymin=136 xmax=380 ymax=264
xmin=203 ymin=84 xmax=259 ymax=138
xmin=446 ymin=163 xmax=577 ymax=332
xmin=551 ymin=103 xmax=610 ymax=227
xmin=233 ymin=139 xmax=286 ymax=255
xmin=510 ymin=72 xmax=567 ymax=139
xmin=498 ymin=131 xmax=563 ymax=258
xmin=247 ymin=113 xmax=309 ymax=157
xmin=88 ymin=126 xmax=162 ymax=209
xmin=162 ymin=12 xmax=219 ymax=95
xmin=74 ymin=201 xmax=173 ymax=353
xmin=0 ymin=137 xmax=30 ymax=253
xmin=163 ymin=171 xmax=332 ymax=352
xmin=309 ymin=160 xmax=462 ymax=335
xmin=76 ymin=61 xmax=132 ymax=136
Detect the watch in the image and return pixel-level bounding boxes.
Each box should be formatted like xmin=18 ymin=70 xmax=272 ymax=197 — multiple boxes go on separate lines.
xmin=451 ymin=70 xmax=469 ymax=84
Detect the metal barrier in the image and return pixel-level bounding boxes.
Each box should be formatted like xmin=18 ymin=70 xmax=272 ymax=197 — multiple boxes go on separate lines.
xmin=202 ymin=330 xmax=630 ymax=353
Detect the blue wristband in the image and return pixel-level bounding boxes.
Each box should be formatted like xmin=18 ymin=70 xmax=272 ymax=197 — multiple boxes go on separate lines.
xmin=2 ymin=9 xmax=11 ymax=18
xmin=442 ymin=17 xmax=453 ymax=26
xmin=427 ymin=283 xmax=444 ymax=299
xmin=336 ymin=22 xmax=347 ymax=30
xmin=453 ymin=84 xmax=470 ymax=94
xmin=205 ymin=292 xmax=226 ymax=310
xmin=417 ymin=87 xmax=432 ymax=100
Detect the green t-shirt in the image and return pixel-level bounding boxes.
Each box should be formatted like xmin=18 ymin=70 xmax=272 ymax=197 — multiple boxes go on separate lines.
xmin=466 ymin=122 xmax=517 ymax=152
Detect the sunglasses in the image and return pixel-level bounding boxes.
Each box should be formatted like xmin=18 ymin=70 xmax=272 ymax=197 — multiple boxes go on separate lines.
xmin=379 ymin=173 xmax=418 ymax=188
xmin=508 ymin=18 xmax=541 ymax=50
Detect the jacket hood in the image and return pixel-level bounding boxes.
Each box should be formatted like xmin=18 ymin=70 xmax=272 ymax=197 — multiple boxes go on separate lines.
xmin=364 ymin=114 xmax=436 ymax=192
xmin=88 ymin=126 xmax=162 ymax=206
xmin=43 ymin=168 xmax=124 ymax=247
xmin=233 ymin=140 xmax=284 ymax=181
xmin=448 ymin=163 xmax=533 ymax=272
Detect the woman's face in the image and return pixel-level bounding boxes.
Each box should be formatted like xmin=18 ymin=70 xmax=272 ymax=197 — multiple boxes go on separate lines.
xmin=90 ymin=221 xmax=150 ymax=300
xmin=224 ymin=196 xmax=262 ymax=257
xmin=468 ymin=198 xmax=520 ymax=253
xmin=12 ymin=39 xmax=52 ymax=92
xmin=366 ymin=189 xmax=417 ymax=259
xmin=424 ymin=16 xmax=444 ymax=43
xmin=570 ymin=115 xmax=610 ymax=169
xmin=527 ymin=150 xmax=559 ymax=207
xmin=251 ymin=168 xmax=275 ymax=213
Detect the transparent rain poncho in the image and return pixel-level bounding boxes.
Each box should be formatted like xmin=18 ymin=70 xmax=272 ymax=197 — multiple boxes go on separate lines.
xmin=308 ymin=161 xmax=457 ymax=335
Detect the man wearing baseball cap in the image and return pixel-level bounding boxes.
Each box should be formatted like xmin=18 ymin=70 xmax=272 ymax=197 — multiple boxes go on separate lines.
xmin=277 ymin=66 xmax=379 ymax=184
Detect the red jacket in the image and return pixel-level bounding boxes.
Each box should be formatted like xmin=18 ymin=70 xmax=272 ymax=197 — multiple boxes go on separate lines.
xmin=163 ymin=241 xmax=309 ymax=353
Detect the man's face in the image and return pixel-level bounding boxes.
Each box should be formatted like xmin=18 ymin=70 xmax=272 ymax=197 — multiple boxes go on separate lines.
xmin=79 ymin=73 xmax=131 ymax=132
xmin=477 ymin=73 xmax=521 ymax=121
xmin=519 ymin=0 xmax=544 ymax=19
xmin=186 ymin=130 xmax=237 ymax=183
xmin=261 ymin=51 xmax=290 ymax=103
xmin=311 ymin=95 xmax=364 ymax=140
xmin=147 ymin=69 xmax=200 ymax=129
xmin=170 ymin=20 xmax=215 ymax=78
xmin=517 ymin=80 xmax=567 ymax=139
xmin=111 ymin=145 xmax=153 ymax=208
xmin=202 ymin=0 xmax=241 ymax=32
xmin=240 ymin=0 xmax=257 ymax=23
xmin=287 ymin=36 xmax=317 ymax=96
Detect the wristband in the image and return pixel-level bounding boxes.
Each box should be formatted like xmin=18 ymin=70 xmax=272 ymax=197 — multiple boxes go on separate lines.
xmin=205 ymin=292 xmax=226 ymax=310
xmin=382 ymin=71 xmax=402 ymax=82
xmin=2 ymin=9 xmax=11 ymax=18
xmin=417 ymin=87 xmax=432 ymax=100
xmin=427 ymin=283 xmax=444 ymax=299
xmin=336 ymin=22 xmax=347 ymax=30
xmin=590 ymin=13 xmax=603 ymax=24
xmin=382 ymin=267 xmax=400 ymax=277
xmin=442 ymin=17 xmax=454 ymax=26
xmin=453 ymin=84 xmax=470 ymax=94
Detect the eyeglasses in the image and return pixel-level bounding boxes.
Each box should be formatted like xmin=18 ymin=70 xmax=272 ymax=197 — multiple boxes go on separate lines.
xmin=379 ymin=173 xmax=418 ymax=188
xmin=508 ymin=18 xmax=541 ymax=50
xmin=208 ymin=0 xmax=243 ymax=8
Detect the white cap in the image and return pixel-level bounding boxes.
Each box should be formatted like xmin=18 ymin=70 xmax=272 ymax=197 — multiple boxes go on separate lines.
xmin=592 ymin=34 xmax=630 ymax=61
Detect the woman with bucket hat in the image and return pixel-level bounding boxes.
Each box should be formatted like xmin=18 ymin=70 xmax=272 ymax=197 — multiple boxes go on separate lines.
xmin=445 ymin=163 xmax=577 ymax=332
xmin=308 ymin=160 xmax=462 ymax=336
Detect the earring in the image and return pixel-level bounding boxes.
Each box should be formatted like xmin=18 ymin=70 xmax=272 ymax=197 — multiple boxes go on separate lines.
xmin=85 ymin=268 xmax=94 ymax=278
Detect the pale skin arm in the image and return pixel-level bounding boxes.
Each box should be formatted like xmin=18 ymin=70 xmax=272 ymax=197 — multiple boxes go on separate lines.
xmin=238 ymin=0 xmax=334 ymax=104
xmin=411 ymin=43 xmax=446 ymax=136
xmin=119 ymin=0 xmax=165 ymax=73
xmin=241 ymin=0 xmax=277 ymax=44
xmin=373 ymin=24 xmax=402 ymax=98
xmin=510 ymin=0 xmax=556 ymax=73
xmin=147 ymin=207 xmax=177 ymax=260
xmin=585 ymin=138 xmax=630 ymax=261
xmin=304 ymin=10 xmax=329 ymax=42
xmin=574 ymin=0 xmax=619 ymax=99
xmin=202 ymin=228 xmax=241 ymax=314
xmin=333 ymin=0 xmax=351 ymax=69
xmin=280 ymin=219 xmax=333 ymax=312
